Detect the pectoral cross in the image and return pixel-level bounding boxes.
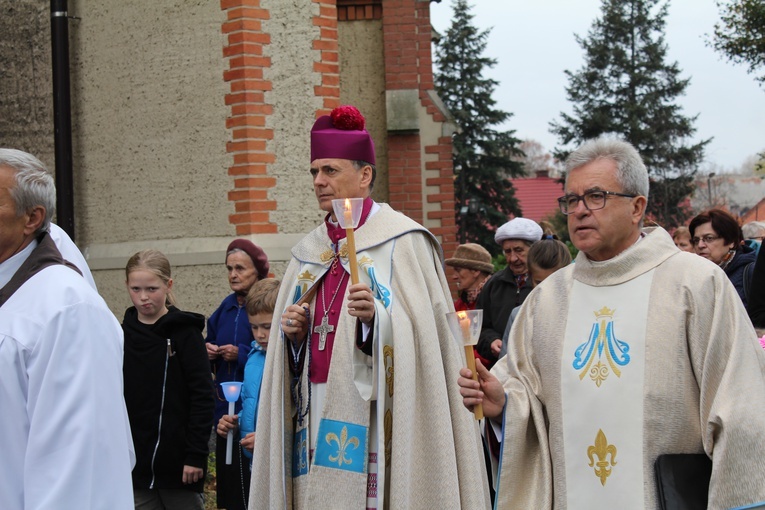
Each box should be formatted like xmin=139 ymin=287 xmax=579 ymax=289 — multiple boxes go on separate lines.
xmin=314 ymin=315 xmax=335 ymax=351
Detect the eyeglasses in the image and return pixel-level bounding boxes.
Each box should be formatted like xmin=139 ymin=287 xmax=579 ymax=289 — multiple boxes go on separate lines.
xmin=691 ymin=235 xmax=721 ymax=246
xmin=557 ymin=190 xmax=637 ymax=215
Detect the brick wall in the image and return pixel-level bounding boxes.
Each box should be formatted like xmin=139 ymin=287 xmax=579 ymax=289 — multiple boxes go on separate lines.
xmin=381 ymin=0 xmax=457 ymax=255
xmin=313 ymin=1 xmax=341 ymax=117
xmin=221 ymin=0 xmax=277 ymax=235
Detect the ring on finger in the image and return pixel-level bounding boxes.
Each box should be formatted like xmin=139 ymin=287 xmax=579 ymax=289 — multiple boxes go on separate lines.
xmin=287 ymin=318 xmax=293 ymax=327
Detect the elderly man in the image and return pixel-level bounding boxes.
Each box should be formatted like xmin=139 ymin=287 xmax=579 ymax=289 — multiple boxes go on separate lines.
xmin=459 ymin=137 xmax=765 ymax=509
xmin=445 ymin=243 xmax=494 ymax=311
xmin=0 ymin=149 xmax=134 ymax=508
xmin=743 ymin=220 xmax=765 ymax=256
xmin=475 ymin=217 xmax=542 ymax=365
xmin=251 ymin=106 xmax=488 ymax=509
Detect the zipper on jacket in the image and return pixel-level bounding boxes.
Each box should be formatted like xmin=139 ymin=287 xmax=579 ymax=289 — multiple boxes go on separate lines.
xmin=149 ymin=339 xmax=172 ymax=489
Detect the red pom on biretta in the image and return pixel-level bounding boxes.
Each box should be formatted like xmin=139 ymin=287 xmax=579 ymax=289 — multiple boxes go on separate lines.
xmin=330 ymin=105 xmax=366 ymax=131
xmin=310 ymin=104 xmax=376 ymax=164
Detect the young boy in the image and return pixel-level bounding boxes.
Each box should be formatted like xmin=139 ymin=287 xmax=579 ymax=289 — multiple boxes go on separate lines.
xmin=216 ymin=278 xmax=280 ymax=507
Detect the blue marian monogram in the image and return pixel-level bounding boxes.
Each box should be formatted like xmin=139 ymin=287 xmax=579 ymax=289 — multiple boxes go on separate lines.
xmin=572 ymin=306 xmax=631 ymax=387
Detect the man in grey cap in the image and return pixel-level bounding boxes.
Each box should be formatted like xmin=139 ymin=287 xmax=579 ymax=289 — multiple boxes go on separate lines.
xmin=445 ymin=243 xmax=494 ymax=312
xmin=475 ymin=217 xmax=542 ymax=366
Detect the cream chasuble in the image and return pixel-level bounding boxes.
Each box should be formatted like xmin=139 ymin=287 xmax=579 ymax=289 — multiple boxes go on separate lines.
xmin=493 ymin=227 xmax=765 ymax=510
xmin=251 ymin=203 xmax=490 ymax=510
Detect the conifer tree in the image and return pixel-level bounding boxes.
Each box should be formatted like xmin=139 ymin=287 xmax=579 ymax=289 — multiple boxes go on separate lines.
xmin=550 ymin=0 xmax=710 ymax=228
xmin=710 ymin=0 xmax=765 ymax=87
xmin=435 ymin=0 xmax=524 ymax=250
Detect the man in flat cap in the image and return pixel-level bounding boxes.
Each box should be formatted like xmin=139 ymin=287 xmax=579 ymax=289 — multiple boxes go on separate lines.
xmin=251 ymin=106 xmax=489 ymax=509
xmin=475 ymin=217 xmax=542 ymax=366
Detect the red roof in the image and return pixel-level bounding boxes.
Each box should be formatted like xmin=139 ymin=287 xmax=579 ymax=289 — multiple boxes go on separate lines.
xmin=742 ymin=197 xmax=765 ymax=223
xmin=509 ymin=174 xmax=564 ymax=222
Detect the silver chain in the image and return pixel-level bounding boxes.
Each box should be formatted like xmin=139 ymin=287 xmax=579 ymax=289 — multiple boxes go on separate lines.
xmin=321 ymin=257 xmax=347 ymax=316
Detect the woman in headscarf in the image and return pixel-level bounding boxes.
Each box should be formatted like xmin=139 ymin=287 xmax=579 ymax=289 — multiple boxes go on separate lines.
xmin=206 ymin=239 xmax=269 ymax=510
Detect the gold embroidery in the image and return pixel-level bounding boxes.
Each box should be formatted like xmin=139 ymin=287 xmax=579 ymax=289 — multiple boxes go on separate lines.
xmin=297 ymin=270 xmax=317 ymax=282
xmin=321 ymin=245 xmax=350 ymax=263
xmin=594 ymin=306 xmax=615 ymax=319
xmin=384 ymin=345 xmax=394 ymax=397
xmin=589 ymin=360 xmax=609 ymax=387
xmin=296 ymin=270 xmax=318 ymax=302
xmin=359 ymin=255 xmax=373 ymax=267
xmin=576 ymin=305 xmax=629 ymax=386
xmin=326 ymin=426 xmax=360 ymax=467
xmin=587 ymin=429 xmax=617 ymax=486
xmin=384 ymin=410 xmax=392 ymax=467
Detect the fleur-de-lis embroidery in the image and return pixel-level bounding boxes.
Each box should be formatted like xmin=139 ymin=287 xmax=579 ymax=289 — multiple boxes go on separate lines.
xmin=384 ymin=346 xmax=394 ymax=397
xmin=587 ymin=429 xmax=617 ymax=486
xmin=326 ymin=426 xmax=360 ymax=467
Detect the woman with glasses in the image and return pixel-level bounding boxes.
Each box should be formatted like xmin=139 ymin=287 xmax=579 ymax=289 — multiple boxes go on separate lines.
xmin=689 ymin=209 xmax=756 ymax=306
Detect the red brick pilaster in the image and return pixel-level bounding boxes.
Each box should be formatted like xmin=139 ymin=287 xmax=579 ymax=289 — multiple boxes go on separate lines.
xmin=382 ymin=0 xmax=423 ymax=225
xmin=313 ymin=1 xmax=340 ymax=117
xmin=380 ymin=0 xmax=456 ymax=254
xmin=221 ymin=0 xmax=276 ymax=235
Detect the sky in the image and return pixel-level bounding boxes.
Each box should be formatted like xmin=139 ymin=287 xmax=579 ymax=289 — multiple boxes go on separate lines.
xmin=429 ymin=0 xmax=764 ymax=172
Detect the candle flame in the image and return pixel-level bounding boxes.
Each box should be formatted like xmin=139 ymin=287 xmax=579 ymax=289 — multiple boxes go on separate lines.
xmin=345 ymin=198 xmax=351 ymax=210
xmin=457 ymin=311 xmax=467 ymax=320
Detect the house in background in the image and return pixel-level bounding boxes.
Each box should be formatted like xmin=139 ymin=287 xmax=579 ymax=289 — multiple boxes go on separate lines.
xmin=691 ymin=174 xmax=765 ymax=221
xmin=742 ymin=198 xmax=765 ymax=223
xmin=509 ymin=170 xmax=564 ymax=225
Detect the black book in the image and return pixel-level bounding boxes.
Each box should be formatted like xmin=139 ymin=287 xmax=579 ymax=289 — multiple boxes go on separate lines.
xmin=654 ymin=454 xmax=712 ymax=510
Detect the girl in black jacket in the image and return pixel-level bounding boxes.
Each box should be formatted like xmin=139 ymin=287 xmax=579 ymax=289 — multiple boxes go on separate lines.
xmin=123 ymin=249 xmax=214 ymax=509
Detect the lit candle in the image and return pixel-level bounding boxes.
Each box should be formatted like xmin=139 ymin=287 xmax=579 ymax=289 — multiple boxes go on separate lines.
xmin=344 ymin=198 xmax=360 ymax=284
xmin=458 ymin=311 xmax=471 ymax=343
xmin=457 ymin=311 xmax=483 ymax=420
xmin=220 ymin=382 xmax=243 ymax=464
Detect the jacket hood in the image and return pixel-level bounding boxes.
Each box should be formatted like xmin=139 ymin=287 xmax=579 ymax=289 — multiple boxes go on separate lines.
xmin=123 ymin=305 xmax=205 ymax=338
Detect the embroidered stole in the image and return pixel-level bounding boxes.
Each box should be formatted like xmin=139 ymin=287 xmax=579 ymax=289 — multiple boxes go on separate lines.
xmin=560 ymin=270 xmax=653 ymax=508
xmin=288 ymin=231 xmax=395 ymax=509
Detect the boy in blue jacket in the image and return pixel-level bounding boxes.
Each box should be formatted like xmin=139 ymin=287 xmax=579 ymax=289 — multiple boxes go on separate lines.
xmin=216 ymin=278 xmax=280 ymax=508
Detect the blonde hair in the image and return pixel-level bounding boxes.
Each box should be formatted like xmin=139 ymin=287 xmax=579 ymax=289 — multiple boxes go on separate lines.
xmin=125 ymin=249 xmax=176 ymax=306
xmin=672 ymin=226 xmax=691 ymax=241
xmin=246 ymin=278 xmax=280 ymax=316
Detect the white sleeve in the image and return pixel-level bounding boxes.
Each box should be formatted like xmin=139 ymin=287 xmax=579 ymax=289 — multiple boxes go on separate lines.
xmin=24 ymin=301 xmax=134 ymax=510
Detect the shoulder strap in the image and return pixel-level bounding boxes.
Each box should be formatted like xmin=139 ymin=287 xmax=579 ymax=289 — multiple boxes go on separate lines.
xmin=0 ymin=232 xmax=81 ymax=307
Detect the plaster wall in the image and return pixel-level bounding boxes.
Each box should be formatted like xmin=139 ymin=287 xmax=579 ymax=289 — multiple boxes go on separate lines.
xmin=338 ymin=19 xmax=388 ymax=202
xmin=69 ymin=0 xmax=232 ymax=246
xmin=0 ymin=1 xmax=54 ymax=167
xmin=264 ymin=0 xmax=326 ymax=233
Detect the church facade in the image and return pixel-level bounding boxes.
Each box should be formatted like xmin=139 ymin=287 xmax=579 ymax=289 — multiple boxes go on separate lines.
xmin=0 ymin=0 xmax=457 ymax=315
